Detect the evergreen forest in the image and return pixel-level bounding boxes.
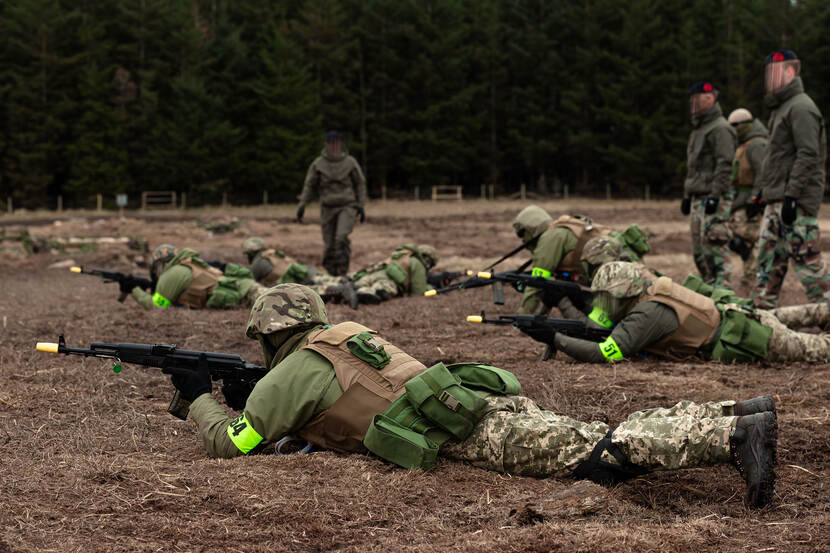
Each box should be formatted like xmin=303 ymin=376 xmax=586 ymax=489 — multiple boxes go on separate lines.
xmin=1 ymin=0 xmax=829 ymax=209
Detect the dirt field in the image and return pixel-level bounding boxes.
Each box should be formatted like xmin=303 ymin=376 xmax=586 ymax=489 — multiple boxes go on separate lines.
xmin=1 ymin=200 xmax=829 ymax=552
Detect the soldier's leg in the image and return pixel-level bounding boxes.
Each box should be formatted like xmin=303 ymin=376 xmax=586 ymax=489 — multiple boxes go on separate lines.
xmin=754 ymin=204 xmax=790 ymax=309
xmin=770 ymin=302 xmax=830 ymax=330
xmin=731 ymin=209 xmax=762 ymax=289
xmin=331 ymin=206 xmax=357 ymax=276
xmin=788 ymin=210 xmax=830 ymax=303
xmin=623 ymin=399 xmax=736 ymax=421
xmin=690 ymin=199 xmax=710 ymax=283
xmin=355 ymin=272 xmax=398 ymax=301
xmin=757 ymin=309 xmax=830 ymax=362
xmin=320 ymin=206 xmax=340 ymax=275
xmin=703 ymin=196 xmax=734 ymax=288
xmin=243 ymin=281 xmax=269 ymax=306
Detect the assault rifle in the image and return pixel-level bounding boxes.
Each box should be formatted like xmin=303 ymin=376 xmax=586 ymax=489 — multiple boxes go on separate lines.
xmin=427 ymin=270 xmax=471 ymax=289
xmin=467 ymin=311 xmax=611 ymax=360
xmin=36 ymin=334 xmax=268 ymax=419
xmin=71 ymin=266 xmax=152 ymax=302
xmin=426 ymin=270 xmax=592 ymax=310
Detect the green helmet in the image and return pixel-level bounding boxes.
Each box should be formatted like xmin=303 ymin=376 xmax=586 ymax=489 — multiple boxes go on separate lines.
xmin=581 ymin=236 xmax=623 ymax=266
xmin=418 ymin=244 xmax=439 ymax=269
xmin=152 ymin=244 xmax=177 ymax=262
xmin=591 ymin=261 xmax=647 ymax=299
xmin=242 ymin=237 xmax=266 ymax=257
xmin=246 ymin=283 xmax=329 ymax=338
xmin=512 ymin=205 xmax=553 ymax=243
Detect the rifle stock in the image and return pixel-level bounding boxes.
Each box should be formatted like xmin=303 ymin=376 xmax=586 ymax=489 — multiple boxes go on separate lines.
xmin=467 ymin=311 xmax=611 ymax=354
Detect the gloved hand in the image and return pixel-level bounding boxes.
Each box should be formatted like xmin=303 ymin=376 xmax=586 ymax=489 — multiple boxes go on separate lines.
xmin=681 ymin=197 xmax=691 ymax=215
xmin=746 ymin=196 xmax=765 ymax=219
xmin=781 ymin=196 xmax=798 ymax=225
xmin=118 ymin=277 xmax=137 ymax=296
xmin=296 ymin=205 xmax=305 ymax=223
xmin=165 ymin=355 xmax=212 ymax=402
xmin=704 ymin=197 xmax=720 ymax=215
xmin=357 ymin=206 xmax=366 ymax=223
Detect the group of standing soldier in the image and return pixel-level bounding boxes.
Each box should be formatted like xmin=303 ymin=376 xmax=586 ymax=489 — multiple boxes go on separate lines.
xmin=683 ymin=49 xmax=830 ymax=310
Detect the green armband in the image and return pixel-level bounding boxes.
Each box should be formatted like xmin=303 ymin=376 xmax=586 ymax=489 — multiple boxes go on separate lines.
xmin=152 ymin=292 xmax=172 ymax=308
xmin=531 ymin=266 xmax=551 ymax=279
xmin=227 ymin=413 xmax=263 ymax=454
xmin=588 ymin=306 xmax=614 ymax=328
xmin=598 ymin=336 xmax=624 ymax=362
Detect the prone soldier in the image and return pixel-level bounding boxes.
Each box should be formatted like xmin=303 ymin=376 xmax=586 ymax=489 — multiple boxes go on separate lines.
xmin=351 ymin=244 xmax=438 ymax=304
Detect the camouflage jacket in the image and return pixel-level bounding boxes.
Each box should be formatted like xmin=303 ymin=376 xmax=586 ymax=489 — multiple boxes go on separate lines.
xmin=300 ymin=149 xmax=367 ymax=208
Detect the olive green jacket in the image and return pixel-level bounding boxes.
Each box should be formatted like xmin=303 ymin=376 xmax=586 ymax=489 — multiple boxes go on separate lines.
xmin=732 ymin=119 xmax=769 ymax=211
xmin=684 ymin=103 xmax=737 ymax=198
xmin=518 ymin=227 xmax=578 ymax=315
xmin=754 ymin=77 xmax=827 ymax=216
xmin=300 ymin=149 xmax=367 ymax=208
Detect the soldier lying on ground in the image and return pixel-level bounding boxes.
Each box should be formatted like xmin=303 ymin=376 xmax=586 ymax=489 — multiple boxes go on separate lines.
xmin=554 ymin=261 xmax=830 ymax=364
xmin=164 ymin=283 xmax=778 ymax=509
xmin=350 ymin=244 xmax=438 ymax=304
xmin=242 ymin=237 xmax=357 ymax=308
xmin=512 ymin=205 xmax=649 ymax=315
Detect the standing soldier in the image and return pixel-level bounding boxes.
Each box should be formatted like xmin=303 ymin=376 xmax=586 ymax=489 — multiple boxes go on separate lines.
xmin=751 ymin=50 xmax=830 ymax=309
xmin=681 ymin=81 xmax=737 ymax=288
xmin=727 ymin=109 xmax=769 ymax=289
xmin=296 ymin=131 xmax=367 ymax=276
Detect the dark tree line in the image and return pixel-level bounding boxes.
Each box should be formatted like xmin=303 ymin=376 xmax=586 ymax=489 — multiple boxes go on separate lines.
xmin=1 ymin=0 xmax=828 ymax=209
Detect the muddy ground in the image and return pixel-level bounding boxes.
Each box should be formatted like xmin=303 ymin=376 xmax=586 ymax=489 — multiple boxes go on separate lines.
xmin=1 ymin=200 xmax=828 ymax=552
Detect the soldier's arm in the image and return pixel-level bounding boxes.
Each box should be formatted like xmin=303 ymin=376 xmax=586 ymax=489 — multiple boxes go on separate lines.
xmin=553 ymin=302 xmax=679 ymax=363
xmin=188 ymin=350 xmax=342 ymax=458
xmin=556 ymin=296 xmax=591 ymax=322
xmin=130 ymin=266 xmax=191 ymax=309
xmin=351 ymin=159 xmax=368 ymax=206
xmin=131 ymin=287 xmax=155 ymax=310
xmin=786 ymin=105 xmax=823 ymax=199
xmin=518 ymin=228 xmax=578 ymax=315
xmin=408 ymin=258 xmax=432 ymax=296
xmin=709 ymin=125 xmax=737 ymax=198
xmin=299 ymin=160 xmax=320 ymax=207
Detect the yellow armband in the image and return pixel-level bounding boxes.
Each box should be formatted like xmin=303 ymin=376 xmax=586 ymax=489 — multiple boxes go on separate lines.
xmin=598 ymin=336 xmax=624 ymax=362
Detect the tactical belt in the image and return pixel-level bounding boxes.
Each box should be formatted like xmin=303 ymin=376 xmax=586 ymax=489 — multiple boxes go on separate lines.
xmin=572 ymin=429 xmax=649 ymax=485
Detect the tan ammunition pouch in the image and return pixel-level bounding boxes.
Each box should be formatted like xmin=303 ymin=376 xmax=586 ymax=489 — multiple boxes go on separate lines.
xmin=297 ymin=322 xmax=427 ymax=452
xmin=177 ymin=259 xmax=223 ymax=308
xmin=735 ymin=136 xmax=762 ymax=187
xmin=637 ymin=276 xmax=721 ymax=360
xmin=550 ymin=215 xmax=608 ymax=276
xmin=261 ymin=249 xmax=296 ymax=286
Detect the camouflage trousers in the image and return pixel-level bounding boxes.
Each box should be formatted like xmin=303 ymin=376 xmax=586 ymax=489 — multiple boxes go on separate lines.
xmin=754 ymin=203 xmax=830 ymax=309
xmin=729 ymin=207 xmax=762 ymax=288
xmin=353 ymin=270 xmax=400 ymax=300
xmin=307 ymin=274 xmax=352 ymax=298
xmin=690 ymin=197 xmax=733 ymax=287
xmin=243 ymin=281 xmax=269 ymax=306
xmin=442 ymin=395 xmax=736 ymax=478
xmin=758 ymin=306 xmax=830 ymax=363
xmin=321 ymin=205 xmax=357 ymax=276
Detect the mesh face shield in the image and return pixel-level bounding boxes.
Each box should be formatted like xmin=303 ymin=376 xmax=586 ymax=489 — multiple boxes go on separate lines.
xmin=689 ymin=92 xmax=716 ymax=116
xmin=592 ymin=291 xmax=638 ymax=324
xmin=765 ymin=59 xmax=800 ymax=95
xmin=325 ymin=136 xmax=343 ymax=158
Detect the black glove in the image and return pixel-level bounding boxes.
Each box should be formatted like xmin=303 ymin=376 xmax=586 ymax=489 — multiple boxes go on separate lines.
xmin=165 ymin=354 xmax=212 ymax=402
xmin=357 ymin=206 xmax=366 ymax=223
xmin=745 ymin=197 xmax=765 ymax=219
xmin=681 ymin=197 xmax=691 ymax=215
xmin=118 ymin=277 xmax=137 ymax=296
xmin=781 ymin=196 xmax=798 ymax=225
xmin=704 ymin=197 xmax=719 ymax=215
xmin=296 ymin=205 xmax=305 ymax=223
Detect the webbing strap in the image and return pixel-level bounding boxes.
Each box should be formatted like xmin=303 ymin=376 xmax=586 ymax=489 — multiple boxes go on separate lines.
xmin=572 ymin=429 xmax=649 ymax=484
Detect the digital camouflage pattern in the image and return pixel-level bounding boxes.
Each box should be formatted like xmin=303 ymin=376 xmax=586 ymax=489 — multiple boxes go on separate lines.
xmin=591 ymin=261 xmax=648 ymax=298
xmin=754 ymin=202 xmax=830 ymax=308
xmin=242 ymin=237 xmax=266 ymax=257
xmin=730 ymin=208 xmax=762 ymax=288
xmin=770 ymin=301 xmax=830 ymax=330
xmin=354 ymin=270 xmax=399 ymax=299
xmin=442 ymin=395 xmax=736 ymax=477
xmin=245 ymin=283 xmax=329 ymax=338
xmin=757 ymin=308 xmax=830 ymax=362
xmin=690 ymin=195 xmax=734 ymax=287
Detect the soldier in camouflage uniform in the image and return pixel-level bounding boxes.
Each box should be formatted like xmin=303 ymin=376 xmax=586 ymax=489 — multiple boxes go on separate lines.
xmin=726 ymin=109 xmax=768 ymax=289
xmin=681 ymin=81 xmax=737 ymax=288
xmin=350 ymin=244 xmax=438 ymax=304
xmin=554 ymin=262 xmax=830 ymax=365
xmin=242 ymin=238 xmax=357 ymax=308
xmin=165 ymin=284 xmax=777 ymax=508
xmin=512 ymin=206 xmax=650 ymax=316
xmin=130 ymin=244 xmax=267 ymax=310
xmin=750 ymin=50 xmax=830 ymax=309
xmin=297 ymin=131 xmax=367 ymax=276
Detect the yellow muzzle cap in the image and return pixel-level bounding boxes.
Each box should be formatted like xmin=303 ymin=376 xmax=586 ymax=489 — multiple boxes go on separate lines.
xmin=466 ymin=315 xmax=483 ymax=323
xmin=70 ymin=267 xmax=82 ymax=273
xmin=36 ymin=342 xmax=59 ymax=354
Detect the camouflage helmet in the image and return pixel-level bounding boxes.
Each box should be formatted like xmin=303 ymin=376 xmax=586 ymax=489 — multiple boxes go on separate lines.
xmin=242 ymin=237 xmax=266 ymax=257
xmin=152 ymin=244 xmax=177 ymax=262
xmin=581 ymin=236 xmax=624 ymax=266
xmin=591 ymin=261 xmax=647 ymax=299
xmin=246 ymin=283 xmax=329 ymax=338
xmin=418 ymin=244 xmax=439 ymax=268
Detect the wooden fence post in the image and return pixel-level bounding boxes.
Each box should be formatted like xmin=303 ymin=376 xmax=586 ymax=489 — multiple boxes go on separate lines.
xmin=96 ymin=194 xmax=103 ymax=212
xmin=57 ymin=195 xmax=63 ymax=212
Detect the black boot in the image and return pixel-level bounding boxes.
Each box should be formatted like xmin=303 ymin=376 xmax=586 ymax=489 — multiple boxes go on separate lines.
xmin=357 ymin=291 xmax=381 ymax=305
xmin=730 ymin=412 xmax=777 ymax=508
xmin=341 ymin=283 xmax=359 ymax=310
xmin=733 ymin=394 xmax=775 ymax=417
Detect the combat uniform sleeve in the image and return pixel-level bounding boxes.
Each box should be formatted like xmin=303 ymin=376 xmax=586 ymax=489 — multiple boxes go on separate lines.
xmin=786 ymin=104 xmax=823 ymax=200
xmin=131 ymin=287 xmax=155 ymax=310
xmin=299 ymin=159 xmax=320 ymax=207
xmin=556 ymin=297 xmax=590 ymax=322
xmin=408 ymin=258 xmax=432 ymax=296
xmin=152 ymin=265 xmax=193 ymax=307
xmin=518 ymin=228 xmax=578 ymax=315
xmin=708 ymin=125 xmax=737 ymax=198
xmin=350 ymin=158 xmax=367 ymax=207
xmin=746 ymin=139 xmax=768 ymax=178
xmin=554 ymin=302 xmax=679 ymax=363
xmin=188 ymin=350 xmax=342 ymax=459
